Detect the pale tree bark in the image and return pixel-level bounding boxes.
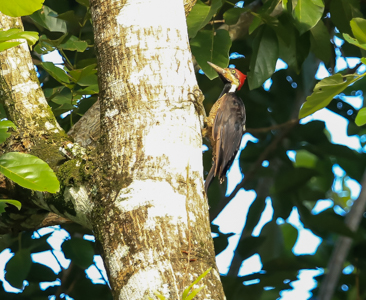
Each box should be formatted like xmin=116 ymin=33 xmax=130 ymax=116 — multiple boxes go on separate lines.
xmin=0 ymin=13 xmax=89 ymax=232
xmin=0 ymin=0 xmax=226 ymax=299
xmin=88 ymin=0 xmax=224 ymax=299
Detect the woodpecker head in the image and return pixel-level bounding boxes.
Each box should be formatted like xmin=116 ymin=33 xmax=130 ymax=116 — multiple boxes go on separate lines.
xmin=207 ymin=61 xmax=247 ymax=92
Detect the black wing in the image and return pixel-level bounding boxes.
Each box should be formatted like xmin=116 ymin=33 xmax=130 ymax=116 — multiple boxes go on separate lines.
xmin=213 ymin=93 xmax=245 ymax=182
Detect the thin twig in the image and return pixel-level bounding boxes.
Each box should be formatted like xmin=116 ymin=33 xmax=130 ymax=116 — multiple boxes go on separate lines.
xmin=245 ymin=119 xmax=298 ymax=134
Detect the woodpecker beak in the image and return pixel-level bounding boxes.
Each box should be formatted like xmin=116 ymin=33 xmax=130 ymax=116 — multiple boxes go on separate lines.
xmin=207 ymin=61 xmax=226 ymax=76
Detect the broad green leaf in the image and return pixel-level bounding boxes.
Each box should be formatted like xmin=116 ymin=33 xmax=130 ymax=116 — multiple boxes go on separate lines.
xmin=355 ymin=107 xmax=366 ymax=126
xmin=0 ymin=0 xmax=44 ymax=17
xmin=186 ymin=0 xmax=224 ymax=38
xmin=293 ymin=0 xmax=324 ymax=35
xmin=5 ymin=249 xmax=32 ymax=288
xmin=0 ymin=28 xmax=39 ymax=47
xmin=0 ymin=199 xmax=21 ymax=214
xmin=330 ymin=0 xmax=362 ymax=35
xmin=248 ymin=25 xmax=279 ymax=90
xmin=0 ymin=152 xmax=60 ymax=193
xmin=294 ymin=150 xmax=318 ymax=168
xmin=75 ymin=84 xmax=99 ymax=95
xmin=350 ymin=18 xmax=366 ymax=44
xmin=299 ymin=73 xmax=366 ymax=119
xmin=41 ymin=62 xmax=70 ymax=84
xmin=223 ymin=8 xmax=248 ymax=25
xmin=0 ymin=120 xmax=16 ymax=144
xmin=249 ymin=14 xmax=262 ymax=35
xmin=191 ymin=30 xmax=232 ymax=80
xmin=59 ymin=35 xmax=88 ymax=52
xmin=0 ymin=41 xmax=21 ymax=52
xmin=310 ymin=20 xmax=331 ymax=63
xmin=30 ymin=6 xmax=67 ymax=33
xmin=343 ymin=33 xmax=366 ymax=50
xmin=69 ymin=64 xmax=98 ymax=86
xmin=62 ymin=238 xmax=94 ymax=269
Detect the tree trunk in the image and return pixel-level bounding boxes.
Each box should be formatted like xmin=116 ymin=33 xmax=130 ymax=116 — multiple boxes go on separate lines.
xmin=88 ymin=0 xmax=225 ymax=299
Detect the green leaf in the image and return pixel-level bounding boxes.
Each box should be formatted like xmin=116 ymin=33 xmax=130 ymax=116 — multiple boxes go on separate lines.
xmin=330 ymin=0 xmax=362 ymax=35
xmin=0 ymin=0 xmax=44 ymax=17
xmin=59 ymin=35 xmax=88 ymax=52
xmin=0 ymin=199 xmax=21 ymax=214
xmin=280 ymin=223 xmax=298 ymax=254
xmin=62 ymin=238 xmax=94 ymax=269
xmin=69 ymin=64 xmax=98 ymax=86
xmin=41 ymin=62 xmax=70 ymax=84
xmin=186 ymin=0 xmax=224 ymax=38
xmin=182 ymin=268 xmax=211 ymax=299
xmin=75 ymin=84 xmax=99 ymax=95
xmin=310 ymin=20 xmax=331 ymax=63
xmin=0 ymin=152 xmax=60 ymax=193
xmin=0 ymin=41 xmax=21 ymax=52
xmin=248 ymin=25 xmax=279 ymax=90
xmin=0 ymin=28 xmax=39 ymax=47
xmin=223 ymin=8 xmax=248 ymax=25
xmin=350 ymin=18 xmax=366 ymax=44
xmin=30 ymin=6 xmax=67 ymax=33
xmin=249 ymin=13 xmax=262 ymax=35
xmin=191 ymin=29 xmax=232 ymax=80
xmin=185 ymin=286 xmax=205 ymax=300
xmin=293 ymin=0 xmax=324 ymax=35
xmin=343 ymin=33 xmax=366 ymax=50
xmin=294 ymin=150 xmax=318 ymax=168
xmin=0 ymin=120 xmax=16 ymax=144
xmin=5 ymin=249 xmax=32 ymax=288
xmin=355 ymin=107 xmax=366 ymax=126
xmin=299 ymin=73 xmax=366 ymax=119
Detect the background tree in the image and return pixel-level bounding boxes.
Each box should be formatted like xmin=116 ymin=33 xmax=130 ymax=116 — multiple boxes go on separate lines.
xmin=1 ymin=0 xmax=366 ymax=300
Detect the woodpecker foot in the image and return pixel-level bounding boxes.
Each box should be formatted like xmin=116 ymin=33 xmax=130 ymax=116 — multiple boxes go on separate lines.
xmin=188 ymin=89 xmax=206 ymax=122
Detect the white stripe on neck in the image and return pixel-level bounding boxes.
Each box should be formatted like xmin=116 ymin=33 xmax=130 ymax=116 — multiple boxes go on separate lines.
xmin=229 ymin=84 xmax=238 ymax=93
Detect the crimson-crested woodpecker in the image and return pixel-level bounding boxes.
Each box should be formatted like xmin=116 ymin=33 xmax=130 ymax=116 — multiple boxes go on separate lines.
xmin=204 ymin=61 xmax=247 ymax=194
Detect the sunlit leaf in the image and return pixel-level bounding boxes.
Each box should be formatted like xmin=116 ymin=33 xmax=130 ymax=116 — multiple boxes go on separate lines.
xmin=0 ymin=0 xmax=44 ymax=17
xmin=0 ymin=29 xmax=39 ymax=47
xmin=41 ymin=61 xmax=70 ymax=84
xmin=350 ymin=18 xmax=366 ymax=43
xmin=0 ymin=199 xmax=21 ymax=214
xmin=299 ymin=73 xmax=366 ymax=118
xmin=355 ymin=107 xmax=366 ymax=126
xmin=30 ymin=6 xmax=67 ymax=33
xmin=0 ymin=120 xmax=16 ymax=144
xmin=186 ymin=0 xmax=224 ymax=38
xmin=293 ymin=0 xmax=324 ymax=34
xmin=59 ymin=35 xmax=88 ymax=52
xmin=0 ymin=152 xmax=60 ymax=193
